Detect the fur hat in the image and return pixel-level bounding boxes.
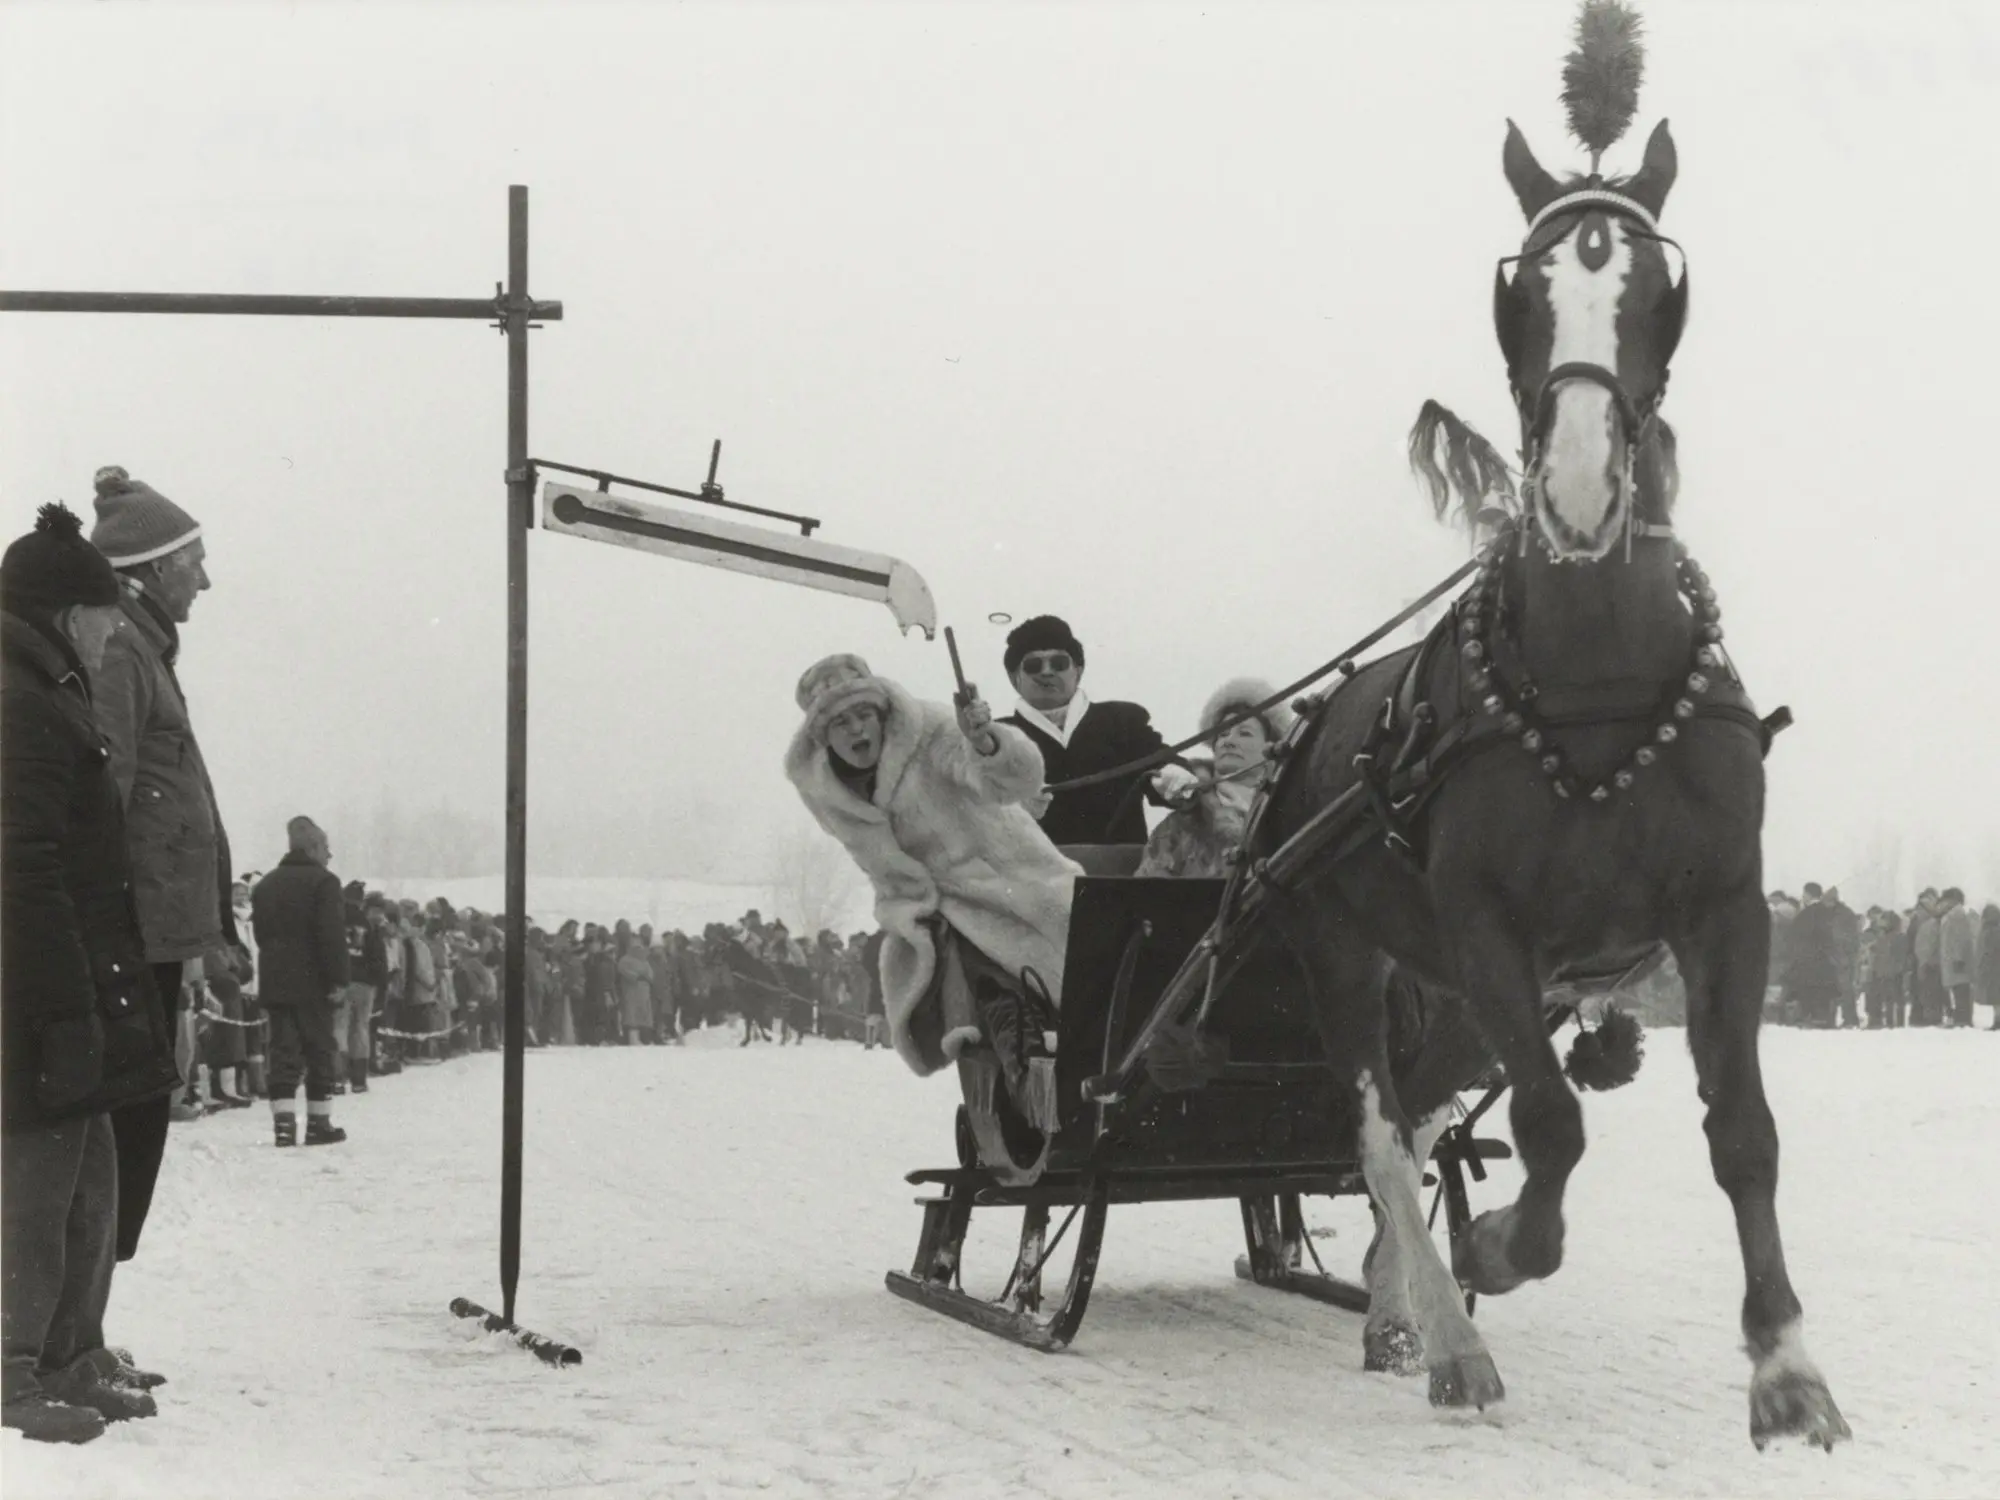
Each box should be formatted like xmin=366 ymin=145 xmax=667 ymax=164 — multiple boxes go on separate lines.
xmin=1003 ymin=615 xmax=1085 ymax=676
xmin=1200 ymin=677 xmax=1295 ymax=742
xmin=90 ymin=466 xmax=202 ymax=569
xmin=796 ymin=653 xmax=891 ymax=742
xmin=1 ymin=502 xmax=122 ymax=614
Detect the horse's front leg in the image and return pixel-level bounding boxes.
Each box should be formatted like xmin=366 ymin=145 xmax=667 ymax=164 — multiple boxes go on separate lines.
xmin=1360 ymin=1102 xmax=1455 ymax=1376
xmin=1272 ymin=895 xmax=1503 ymax=1408
xmin=1436 ymin=903 xmax=1584 ymax=1294
xmin=1671 ymin=886 xmax=1850 ymax=1451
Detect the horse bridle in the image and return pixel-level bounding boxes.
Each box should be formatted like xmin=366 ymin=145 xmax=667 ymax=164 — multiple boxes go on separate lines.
xmin=1496 ymin=186 xmax=1689 ymax=550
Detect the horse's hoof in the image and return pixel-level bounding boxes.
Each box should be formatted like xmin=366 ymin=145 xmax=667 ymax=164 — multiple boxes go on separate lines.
xmin=1429 ymin=1351 xmax=1506 ymax=1410
xmin=1363 ymin=1320 xmax=1425 ymax=1376
xmin=1451 ymin=1213 xmax=1530 ymax=1297
xmin=1749 ymin=1369 xmax=1851 ymax=1452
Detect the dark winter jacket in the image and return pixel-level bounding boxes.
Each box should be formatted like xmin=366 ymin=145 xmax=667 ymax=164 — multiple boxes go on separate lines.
xmin=1783 ymin=902 xmax=1840 ymax=1000
xmin=1002 ymin=698 xmax=1167 ymax=847
xmin=250 ymin=852 xmax=350 ymax=1008
xmin=1979 ymin=909 xmax=2000 ymax=1007
xmin=2 ymin=612 xmax=179 ymax=1132
xmin=92 ymin=591 xmax=234 ymax=966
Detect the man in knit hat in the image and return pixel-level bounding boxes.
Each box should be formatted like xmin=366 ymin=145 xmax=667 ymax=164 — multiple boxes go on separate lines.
xmin=997 ymin=614 xmax=1193 ymax=848
xmin=87 ymin=468 xmax=236 ymax=1302
xmin=2 ymin=504 xmax=179 ymax=1442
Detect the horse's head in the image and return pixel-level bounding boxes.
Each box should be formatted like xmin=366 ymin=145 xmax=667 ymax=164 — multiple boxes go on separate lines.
xmin=1495 ymin=117 xmax=1686 ymax=559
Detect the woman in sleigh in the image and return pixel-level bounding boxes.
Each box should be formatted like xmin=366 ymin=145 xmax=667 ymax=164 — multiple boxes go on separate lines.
xmin=784 ymin=654 xmax=1080 ymax=1169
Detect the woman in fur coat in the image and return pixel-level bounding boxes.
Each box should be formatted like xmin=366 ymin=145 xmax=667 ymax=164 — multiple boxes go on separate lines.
xmin=784 ymin=654 xmax=1081 ymax=1077
xmin=1136 ymin=679 xmax=1294 ymax=879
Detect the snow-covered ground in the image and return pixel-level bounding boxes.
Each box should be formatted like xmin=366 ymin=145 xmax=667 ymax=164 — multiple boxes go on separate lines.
xmin=9 ymin=1026 xmax=1995 ymax=1499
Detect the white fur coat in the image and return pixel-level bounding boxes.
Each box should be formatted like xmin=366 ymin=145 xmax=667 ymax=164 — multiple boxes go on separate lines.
xmin=785 ymin=680 xmax=1080 ymax=1076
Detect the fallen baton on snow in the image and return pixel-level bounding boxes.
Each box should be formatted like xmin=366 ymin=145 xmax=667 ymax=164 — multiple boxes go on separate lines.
xmin=448 ymin=1298 xmax=582 ymax=1367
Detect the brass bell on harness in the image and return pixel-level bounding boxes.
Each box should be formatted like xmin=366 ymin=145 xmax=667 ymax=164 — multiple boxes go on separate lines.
xmin=1687 ymin=672 xmax=1710 ymax=694
xmin=1521 ymin=728 xmax=1543 ymax=752
xmin=1673 ymin=698 xmax=1696 ymax=720
xmin=1635 ymin=747 xmax=1657 ymax=767
xmin=1655 ymin=723 xmax=1679 ymax=744
xmin=1614 ymin=768 xmax=1636 ymax=790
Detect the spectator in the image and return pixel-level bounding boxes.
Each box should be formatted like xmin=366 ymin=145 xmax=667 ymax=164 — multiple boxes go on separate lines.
xmin=1980 ymin=904 xmax=2000 ymax=1031
xmin=615 ymin=931 xmax=654 ymax=1044
xmin=998 ymin=615 xmax=1193 ymax=847
xmin=1938 ymin=888 xmax=1977 ymax=1029
xmin=231 ymin=879 xmax=266 ymax=1096
xmin=196 ymin=946 xmax=253 ymax=1107
xmin=88 ymin=468 xmax=235 ymax=1286
xmin=1782 ymin=884 xmax=1840 ymax=1029
xmin=1863 ymin=911 xmax=1907 ymax=1029
xmin=1826 ymin=886 xmax=1861 ymax=1028
xmin=3 ymin=503 xmax=180 ymax=1441
xmin=362 ymin=895 xmax=397 ymax=1079
xmin=250 ymin=817 xmax=350 ymax=1146
xmin=649 ymin=932 xmax=680 ymax=1044
xmin=1910 ymin=890 xmax=1944 ymax=1027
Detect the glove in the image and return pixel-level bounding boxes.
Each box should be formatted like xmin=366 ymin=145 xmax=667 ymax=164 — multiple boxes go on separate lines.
xmin=34 ymin=1012 xmax=105 ymax=1115
xmin=1153 ymin=763 xmax=1201 ymax=807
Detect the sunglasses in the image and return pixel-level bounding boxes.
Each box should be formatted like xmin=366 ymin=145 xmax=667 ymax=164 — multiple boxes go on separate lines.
xmin=1019 ymin=652 xmax=1074 ymax=676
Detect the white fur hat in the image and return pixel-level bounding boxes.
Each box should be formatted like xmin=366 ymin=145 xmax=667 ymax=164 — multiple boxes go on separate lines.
xmin=796 ymin=653 xmax=891 ymax=742
xmin=1200 ymin=678 xmax=1295 ymax=741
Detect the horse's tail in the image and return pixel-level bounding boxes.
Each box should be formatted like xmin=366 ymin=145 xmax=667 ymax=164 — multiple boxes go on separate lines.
xmin=1407 ymin=399 xmax=1518 ymax=533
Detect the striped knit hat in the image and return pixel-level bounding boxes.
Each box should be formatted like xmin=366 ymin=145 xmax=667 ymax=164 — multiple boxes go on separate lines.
xmin=90 ymin=466 xmax=202 ymax=568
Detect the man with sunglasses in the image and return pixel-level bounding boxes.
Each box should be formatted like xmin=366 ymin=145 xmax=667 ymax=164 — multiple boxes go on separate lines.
xmin=999 ymin=615 xmax=1191 ymax=848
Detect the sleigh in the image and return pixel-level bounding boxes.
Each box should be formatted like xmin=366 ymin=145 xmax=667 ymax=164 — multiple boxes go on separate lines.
xmin=884 ymin=860 xmax=1518 ymax=1351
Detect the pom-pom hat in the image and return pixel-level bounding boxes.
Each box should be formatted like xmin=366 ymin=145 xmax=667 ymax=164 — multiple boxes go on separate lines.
xmin=796 ymin=653 xmax=891 ymax=742
xmin=89 ymin=465 xmax=202 ymax=569
xmin=1 ymin=502 xmax=123 ymax=612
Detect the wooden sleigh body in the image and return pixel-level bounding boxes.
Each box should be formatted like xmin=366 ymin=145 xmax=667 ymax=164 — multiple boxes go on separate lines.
xmin=885 ymin=865 xmax=1514 ymax=1350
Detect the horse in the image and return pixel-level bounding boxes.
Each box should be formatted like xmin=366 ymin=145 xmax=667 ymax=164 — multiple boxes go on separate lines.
xmin=1248 ymin=112 xmax=1847 ymax=1448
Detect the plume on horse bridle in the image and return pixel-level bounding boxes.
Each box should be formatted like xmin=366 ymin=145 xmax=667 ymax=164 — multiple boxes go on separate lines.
xmin=1562 ymin=0 xmax=1645 ymax=172
xmin=1407 ymin=400 xmax=1518 ymax=534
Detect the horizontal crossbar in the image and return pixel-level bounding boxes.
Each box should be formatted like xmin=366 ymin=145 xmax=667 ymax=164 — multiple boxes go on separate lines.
xmin=0 ymin=291 xmax=563 ymax=320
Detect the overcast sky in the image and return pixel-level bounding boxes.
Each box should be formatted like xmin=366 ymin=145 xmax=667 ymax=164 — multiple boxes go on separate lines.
xmin=3 ymin=0 xmax=1995 ymax=906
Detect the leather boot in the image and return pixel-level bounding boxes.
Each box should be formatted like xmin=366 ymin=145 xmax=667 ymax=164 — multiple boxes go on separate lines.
xmin=350 ymin=1057 xmax=369 ymax=1094
xmin=304 ymin=1115 xmax=347 ymax=1146
xmin=273 ymin=1112 xmax=297 ymax=1148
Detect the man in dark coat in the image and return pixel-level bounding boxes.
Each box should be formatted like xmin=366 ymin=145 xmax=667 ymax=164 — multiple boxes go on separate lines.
xmin=2 ymin=504 xmax=179 ymax=1442
xmin=1782 ymin=883 xmax=1841 ymax=1029
xmin=251 ymin=817 xmax=350 ymax=1146
xmin=87 ymin=467 xmax=235 ymax=1266
xmin=997 ymin=615 xmax=1194 ymax=848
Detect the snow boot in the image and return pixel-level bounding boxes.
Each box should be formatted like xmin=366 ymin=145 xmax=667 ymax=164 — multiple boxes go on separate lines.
xmin=273 ymin=1112 xmax=297 ymax=1148
xmin=105 ymin=1347 xmax=167 ymax=1390
xmin=1 ymin=1394 xmax=105 ymax=1444
xmin=304 ymin=1115 xmax=347 ymax=1147
xmin=42 ymin=1358 xmax=156 ymax=1423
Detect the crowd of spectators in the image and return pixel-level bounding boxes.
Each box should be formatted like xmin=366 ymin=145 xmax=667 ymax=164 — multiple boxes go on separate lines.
xmin=1766 ymin=883 xmax=1998 ymax=1030
xmin=169 ymin=885 xmax=893 ymax=1114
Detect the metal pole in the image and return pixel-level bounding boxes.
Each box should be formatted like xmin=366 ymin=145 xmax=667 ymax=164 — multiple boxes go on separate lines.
xmin=0 ymin=291 xmax=560 ymax=319
xmin=501 ymin=185 xmax=532 ymax=1325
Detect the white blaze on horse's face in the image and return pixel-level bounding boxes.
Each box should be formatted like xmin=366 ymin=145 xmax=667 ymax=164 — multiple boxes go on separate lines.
xmin=1538 ymin=218 xmax=1633 ymax=558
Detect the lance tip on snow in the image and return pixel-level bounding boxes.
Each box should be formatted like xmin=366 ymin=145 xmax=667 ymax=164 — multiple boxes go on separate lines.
xmin=450 ymin=1297 xmax=583 ymax=1367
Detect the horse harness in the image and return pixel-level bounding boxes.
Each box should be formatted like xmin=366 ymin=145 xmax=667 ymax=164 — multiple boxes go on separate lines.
xmin=1207 ymin=516 xmax=1788 ymax=945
